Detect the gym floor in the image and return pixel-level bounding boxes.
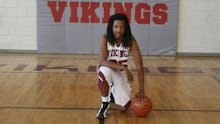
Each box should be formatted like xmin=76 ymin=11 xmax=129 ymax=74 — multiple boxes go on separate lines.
xmin=0 ymin=53 xmax=220 ymax=124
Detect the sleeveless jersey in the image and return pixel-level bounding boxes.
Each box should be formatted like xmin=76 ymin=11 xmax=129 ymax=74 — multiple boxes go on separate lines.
xmin=107 ymin=42 xmax=130 ymax=67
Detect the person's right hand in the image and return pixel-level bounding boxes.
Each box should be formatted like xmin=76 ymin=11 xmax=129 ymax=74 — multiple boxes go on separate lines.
xmin=124 ymin=67 xmax=133 ymax=83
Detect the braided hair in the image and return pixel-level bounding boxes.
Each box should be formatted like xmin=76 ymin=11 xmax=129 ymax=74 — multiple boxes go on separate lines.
xmin=106 ymin=13 xmax=133 ymax=48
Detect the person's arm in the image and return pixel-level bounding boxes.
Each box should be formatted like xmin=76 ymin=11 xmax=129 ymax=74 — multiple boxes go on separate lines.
xmin=130 ymin=38 xmax=145 ymax=99
xmin=99 ymin=34 xmax=126 ymax=71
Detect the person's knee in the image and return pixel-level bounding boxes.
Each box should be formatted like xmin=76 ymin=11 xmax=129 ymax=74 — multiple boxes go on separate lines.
xmin=99 ymin=66 xmax=111 ymax=79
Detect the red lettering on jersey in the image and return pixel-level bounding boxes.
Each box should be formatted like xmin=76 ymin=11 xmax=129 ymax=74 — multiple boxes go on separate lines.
xmin=110 ymin=60 xmax=117 ymax=64
xmin=110 ymin=49 xmax=129 ymax=57
xmin=109 ymin=60 xmax=128 ymax=67
xmin=119 ymin=60 xmax=128 ymax=67
xmin=120 ymin=50 xmax=129 ymax=57
xmin=110 ymin=49 xmax=118 ymax=56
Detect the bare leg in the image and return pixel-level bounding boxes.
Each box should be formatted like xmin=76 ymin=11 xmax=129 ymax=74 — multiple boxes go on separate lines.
xmin=100 ymin=79 xmax=109 ymax=97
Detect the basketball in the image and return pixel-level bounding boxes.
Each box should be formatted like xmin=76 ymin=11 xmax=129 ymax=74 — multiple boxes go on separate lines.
xmin=131 ymin=95 xmax=152 ymax=117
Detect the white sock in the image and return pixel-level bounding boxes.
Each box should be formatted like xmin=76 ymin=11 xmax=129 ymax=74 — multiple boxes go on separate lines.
xmin=101 ymin=96 xmax=109 ymax=102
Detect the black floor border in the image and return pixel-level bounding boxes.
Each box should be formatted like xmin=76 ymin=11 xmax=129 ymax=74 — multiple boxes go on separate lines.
xmin=0 ymin=106 xmax=220 ymax=113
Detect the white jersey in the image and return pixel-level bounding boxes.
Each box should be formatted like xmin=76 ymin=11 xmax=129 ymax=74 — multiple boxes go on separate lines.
xmin=98 ymin=42 xmax=132 ymax=107
xmin=107 ymin=42 xmax=130 ymax=67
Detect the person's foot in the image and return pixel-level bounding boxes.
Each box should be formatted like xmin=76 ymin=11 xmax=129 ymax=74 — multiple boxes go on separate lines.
xmin=118 ymin=100 xmax=131 ymax=112
xmin=96 ymin=102 xmax=110 ymax=119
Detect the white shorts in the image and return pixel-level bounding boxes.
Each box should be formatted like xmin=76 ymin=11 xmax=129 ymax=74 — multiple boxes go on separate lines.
xmin=98 ymin=66 xmax=132 ymax=107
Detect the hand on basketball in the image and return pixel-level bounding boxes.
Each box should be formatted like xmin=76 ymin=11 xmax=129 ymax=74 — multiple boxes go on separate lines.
xmin=124 ymin=67 xmax=133 ymax=82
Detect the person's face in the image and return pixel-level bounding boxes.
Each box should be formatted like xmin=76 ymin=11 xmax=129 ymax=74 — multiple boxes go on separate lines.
xmin=112 ymin=20 xmax=125 ymax=39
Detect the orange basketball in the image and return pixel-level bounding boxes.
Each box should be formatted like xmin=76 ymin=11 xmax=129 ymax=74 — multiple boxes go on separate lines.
xmin=131 ymin=95 xmax=152 ymax=117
